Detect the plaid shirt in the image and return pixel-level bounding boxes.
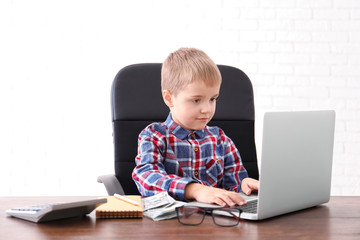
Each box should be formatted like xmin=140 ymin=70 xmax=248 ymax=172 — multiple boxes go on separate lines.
xmin=132 ymin=113 xmax=248 ymax=201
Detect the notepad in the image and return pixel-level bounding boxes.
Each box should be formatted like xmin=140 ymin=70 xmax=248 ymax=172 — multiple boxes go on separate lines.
xmin=96 ymin=196 xmax=143 ymax=219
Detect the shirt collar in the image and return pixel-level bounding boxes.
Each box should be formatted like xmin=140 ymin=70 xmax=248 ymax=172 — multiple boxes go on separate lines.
xmin=164 ymin=113 xmax=206 ymax=140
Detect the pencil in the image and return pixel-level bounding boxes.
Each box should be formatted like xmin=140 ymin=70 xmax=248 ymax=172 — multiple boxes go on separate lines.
xmin=114 ymin=193 xmax=140 ymax=206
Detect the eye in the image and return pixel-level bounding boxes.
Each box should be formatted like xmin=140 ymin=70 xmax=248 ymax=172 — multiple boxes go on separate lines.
xmin=210 ymin=97 xmax=218 ymax=102
xmin=193 ymin=99 xmax=200 ymax=103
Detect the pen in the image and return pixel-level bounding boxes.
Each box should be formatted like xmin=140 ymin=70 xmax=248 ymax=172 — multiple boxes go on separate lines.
xmin=114 ymin=193 xmax=139 ymax=206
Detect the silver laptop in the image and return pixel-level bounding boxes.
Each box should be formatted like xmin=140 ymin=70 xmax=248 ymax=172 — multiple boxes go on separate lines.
xmin=186 ymin=110 xmax=335 ymax=220
xmin=239 ymin=110 xmax=336 ymax=220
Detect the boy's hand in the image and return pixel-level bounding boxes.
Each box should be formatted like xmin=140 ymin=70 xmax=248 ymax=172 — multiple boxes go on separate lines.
xmin=185 ymin=183 xmax=247 ymax=207
xmin=241 ymin=177 xmax=259 ymax=195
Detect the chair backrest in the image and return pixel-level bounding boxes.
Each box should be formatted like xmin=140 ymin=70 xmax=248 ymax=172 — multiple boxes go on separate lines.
xmin=111 ymin=63 xmax=259 ymax=194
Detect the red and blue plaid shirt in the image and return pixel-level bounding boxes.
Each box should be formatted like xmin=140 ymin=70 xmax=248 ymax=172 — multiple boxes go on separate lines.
xmin=132 ymin=113 xmax=248 ymax=201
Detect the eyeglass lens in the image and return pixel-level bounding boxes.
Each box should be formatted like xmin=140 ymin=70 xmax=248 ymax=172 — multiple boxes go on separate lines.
xmin=212 ymin=208 xmax=241 ymax=226
xmin=177 ymin=207 xmax=206 ymax=225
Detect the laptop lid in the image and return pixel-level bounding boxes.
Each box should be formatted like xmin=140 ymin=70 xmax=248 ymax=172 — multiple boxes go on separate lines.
xmin=244 ymin=110 xmax=335 ymax=220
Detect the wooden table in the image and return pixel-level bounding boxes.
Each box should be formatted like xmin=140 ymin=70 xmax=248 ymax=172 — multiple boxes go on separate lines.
xmin=1 ymin=196 xmax=359 ymax=240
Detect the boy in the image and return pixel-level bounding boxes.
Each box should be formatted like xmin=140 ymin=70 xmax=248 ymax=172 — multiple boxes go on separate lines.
xmin=132 ymin=48 xmax=258 ymax=207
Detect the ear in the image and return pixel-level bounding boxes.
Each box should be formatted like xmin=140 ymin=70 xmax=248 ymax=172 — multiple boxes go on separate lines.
xmin=162 ymin=90 xmax=174 ymax=108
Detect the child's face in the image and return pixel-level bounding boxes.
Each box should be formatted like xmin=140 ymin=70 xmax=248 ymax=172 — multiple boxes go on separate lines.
xmin=165 ymin=80 xmax=221 ymax=131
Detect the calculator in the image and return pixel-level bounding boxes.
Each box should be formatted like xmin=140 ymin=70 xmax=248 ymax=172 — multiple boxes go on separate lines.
xmin=6 ymin=198 xmax=107 ymax=223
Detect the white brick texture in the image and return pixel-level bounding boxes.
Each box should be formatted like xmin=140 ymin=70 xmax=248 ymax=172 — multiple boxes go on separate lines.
xmin=230 ymin=0 xmax=360 ymax=196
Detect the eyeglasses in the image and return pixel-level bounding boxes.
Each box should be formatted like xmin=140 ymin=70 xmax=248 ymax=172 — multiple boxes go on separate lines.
xmin=175 ymin=206 xmax=242 ymax=227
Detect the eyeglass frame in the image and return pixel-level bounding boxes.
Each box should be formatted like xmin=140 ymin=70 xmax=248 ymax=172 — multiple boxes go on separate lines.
xmin=175 ymin=206 xmax=243 ymax=227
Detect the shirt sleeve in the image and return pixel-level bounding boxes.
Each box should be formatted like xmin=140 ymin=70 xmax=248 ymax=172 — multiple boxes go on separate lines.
xmin=132 ymin=125 xmax=194 ymax=200
xmin=220 ymin=129 xmax=249 ymax=192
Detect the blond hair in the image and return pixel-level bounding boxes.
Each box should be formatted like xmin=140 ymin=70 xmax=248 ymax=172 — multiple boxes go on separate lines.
xmin=161 ymin=48 xmax=221 ymax=96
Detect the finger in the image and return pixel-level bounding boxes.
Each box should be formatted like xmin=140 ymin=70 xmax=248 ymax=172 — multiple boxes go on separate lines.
xmin=236 ymin=196 xmax=247 ymax=206
xmin=247 ymin=180 xmax=259 ymax=193
xmin=211 ymin=197 xmax=227 ymax=207
xmin=211 ymin=191 xmax=241 ymax=207
xmin=224 ymin=193 xmax=246 ymax=206
xmin=218 ymin=195 xmax=237 ymax=207
xmin=242 ymin=184 xmax=252 ymax=195
xmin=251 ymin=181 xmax=260 ymax=191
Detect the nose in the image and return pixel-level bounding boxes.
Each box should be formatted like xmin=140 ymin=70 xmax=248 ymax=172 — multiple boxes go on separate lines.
xmin=200 ymin=102 xmax=212 ymax=114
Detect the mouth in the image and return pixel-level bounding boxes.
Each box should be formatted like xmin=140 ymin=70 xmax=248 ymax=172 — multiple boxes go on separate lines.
xmin=197 ymin=117 xmax=209 ymax=122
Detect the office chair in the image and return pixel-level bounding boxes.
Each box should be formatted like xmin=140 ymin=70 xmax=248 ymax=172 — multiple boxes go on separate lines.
xmin=98 ymin=63 xmax=259 ymax=195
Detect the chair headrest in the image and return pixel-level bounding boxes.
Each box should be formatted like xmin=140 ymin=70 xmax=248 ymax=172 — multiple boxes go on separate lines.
xmin=112 ymin=63 xmax=254 ymax=121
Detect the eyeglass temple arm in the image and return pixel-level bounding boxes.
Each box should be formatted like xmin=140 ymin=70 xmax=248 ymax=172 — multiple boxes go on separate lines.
xmin=227 ymin=209 xmax=243 ymax=221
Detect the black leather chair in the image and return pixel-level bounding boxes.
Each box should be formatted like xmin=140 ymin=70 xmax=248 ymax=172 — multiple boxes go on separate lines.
xmin=98 ymin=63 xmax=259 ymax=195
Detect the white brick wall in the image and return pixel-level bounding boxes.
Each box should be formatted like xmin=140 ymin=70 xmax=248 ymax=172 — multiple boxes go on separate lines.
xmin=232 ymin=0 xmax=360 ymax=196
xmin=0 ymin=0 xmax=358 ymax=196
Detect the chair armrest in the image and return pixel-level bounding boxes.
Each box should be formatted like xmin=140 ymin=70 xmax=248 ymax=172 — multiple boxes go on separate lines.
xmin=97 ymin=174 xmax=125 ymax=195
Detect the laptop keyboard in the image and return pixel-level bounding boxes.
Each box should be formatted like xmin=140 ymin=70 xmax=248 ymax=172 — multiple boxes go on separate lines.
xmin=239 ymin=199 xmax=258 ymax=214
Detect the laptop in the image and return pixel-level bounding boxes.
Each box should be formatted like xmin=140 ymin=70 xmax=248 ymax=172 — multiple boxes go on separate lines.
xmin=239 ymin=110 xmax=336 ymax=220
xmin=186 ymin=110 xmax=336 ymax=221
